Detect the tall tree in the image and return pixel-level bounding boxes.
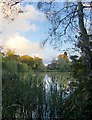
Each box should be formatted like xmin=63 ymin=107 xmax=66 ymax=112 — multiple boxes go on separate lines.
xmin=37 ymin=1 xmax=92 ymax=55
xmin=37 ymin=1 xmax=92 ymax=119
xmin=37 ymin=0 xmax=92 ymax=78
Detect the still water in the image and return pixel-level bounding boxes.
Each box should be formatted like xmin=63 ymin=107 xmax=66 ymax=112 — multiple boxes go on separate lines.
xmin=3 ymin=72 xmax=75 ymax=119
xmin=31 ymin=72 xmax=72 ymax=119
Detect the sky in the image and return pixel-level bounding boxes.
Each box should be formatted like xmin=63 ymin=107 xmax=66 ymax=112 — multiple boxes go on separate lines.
xmin=0 ymin=1 xmax=76 ymax=65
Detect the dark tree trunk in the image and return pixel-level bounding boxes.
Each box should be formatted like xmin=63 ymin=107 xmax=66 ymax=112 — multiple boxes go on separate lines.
xmin=78 ymin=2 xmax=91 ymax=74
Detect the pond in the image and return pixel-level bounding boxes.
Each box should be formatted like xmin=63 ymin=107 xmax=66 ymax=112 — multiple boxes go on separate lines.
xmin=3 ymin=72 xmax=75 ymax=119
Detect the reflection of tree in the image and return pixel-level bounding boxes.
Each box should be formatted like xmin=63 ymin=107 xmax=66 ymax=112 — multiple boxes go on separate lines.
xmin=2 ymin=1 xmax=92 ymax=119
xmin=3 ymin=70 xmax=71 ymax=119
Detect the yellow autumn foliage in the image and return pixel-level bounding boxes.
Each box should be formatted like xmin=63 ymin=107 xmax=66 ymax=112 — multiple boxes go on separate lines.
xmin=58 ymin=52 xmax=69 ymax=62
xmin=21 ymin=55 xmax=33 ymax=61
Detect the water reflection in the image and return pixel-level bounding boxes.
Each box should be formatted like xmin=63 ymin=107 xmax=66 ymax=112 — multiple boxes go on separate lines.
xmin=44 ymin=73 xmax=71 ymax=97
xmin=44 ymin=74 xmax=52 ymax=92
xmin=3 ymin=72 xmax=74 ymax=119
xmin=31 ymin=72 xmax=72 ymax=119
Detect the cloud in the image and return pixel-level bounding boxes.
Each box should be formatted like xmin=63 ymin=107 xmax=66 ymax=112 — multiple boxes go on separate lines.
xmin=0 ymin=3 xmax=47 ymax=50
xmin=5 ymin=34 xmax=40 ymax=55
xmin=24 ymin=5 xmax=46 ymax=21
xmin=1 ymin=4 xmax=46 ymax=38
xmin=5 ymin=34 xmax=59 ymax=64
xmin=0 ymin=3 xmax=58 ymax=64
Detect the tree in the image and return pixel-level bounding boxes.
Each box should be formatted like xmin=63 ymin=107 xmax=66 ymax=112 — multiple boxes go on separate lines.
xmin=33 ymin=56 xmax=46 ymax=71
xmin=58 ymin=52 xmax=69 ymax=62
xmin=5 ymin=49 xmax=20 ymax=61
xmin=1 ymin=1 xmax=92 ymax=119
xmin=37 ymin=1 xmax=92 ymax=119
xmin=20 ymin=55 xmax=34 ymax=68
xmin=38 ymin=1 xmax=91 ymax=60
xmin=47 ymin=52 xmax=70 ymax=71
xmin=1 ymin=0 xmax=23 ymax=21
xmin=37 ymin=1 xmax=92 ymax=79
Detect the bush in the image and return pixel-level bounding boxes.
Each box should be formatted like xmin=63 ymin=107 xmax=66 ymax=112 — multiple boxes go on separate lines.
xmin=17 ymin=63 xmax=29 ymax=72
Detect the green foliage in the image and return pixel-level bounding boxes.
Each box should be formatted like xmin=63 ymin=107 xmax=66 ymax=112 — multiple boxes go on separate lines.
xmin=62 ymin=51 xmax=92 ymax=120
xmin=47 ymin=53 xmax=71 ymax=72
xmin=2 ymin=73 xmax=46 ymax=119
xmin=20 ymin=55 xmax=34 ymax=67
xmin=33 ymin=57 xmax=46 ymax=71
xmin=2 ymin=50 xmax=46 ymax=72
xmin=17 ymin=63 xmax=29 ymax=72
xmin=2 ymin=47 xmax=92 ymax=119
xmin=58 ymin=58 xmax=70 ymax=72
xmin=2 ymin=66 xmax=71 ymax=119
xmin=37 ymin=63 xmax=46 ymax=71
xmin=3 ymin=60 xmax=17 ymax=73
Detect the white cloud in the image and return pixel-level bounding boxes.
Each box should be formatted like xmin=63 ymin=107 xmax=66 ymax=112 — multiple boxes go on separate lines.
xmin=0 ymin=3 xmax=57 ymax=64
xmin=1 ymin=4 xmax=46 ymax=38
xmin=24 ymin=5 xmax=46 ymax=21
xmin=5 ymin=34 xmax=40 ymax=55
xmin=5 ymin=34 xmax=59 ymax=64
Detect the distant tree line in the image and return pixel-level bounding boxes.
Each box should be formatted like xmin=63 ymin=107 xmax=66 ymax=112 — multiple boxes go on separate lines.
xmin=2 ymin=49 xmax=71 ymax=73
xmin=47 ymin=52 xmax=71 ymax=72
xmin=2 ymin=49 xmax=46 ymax=73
